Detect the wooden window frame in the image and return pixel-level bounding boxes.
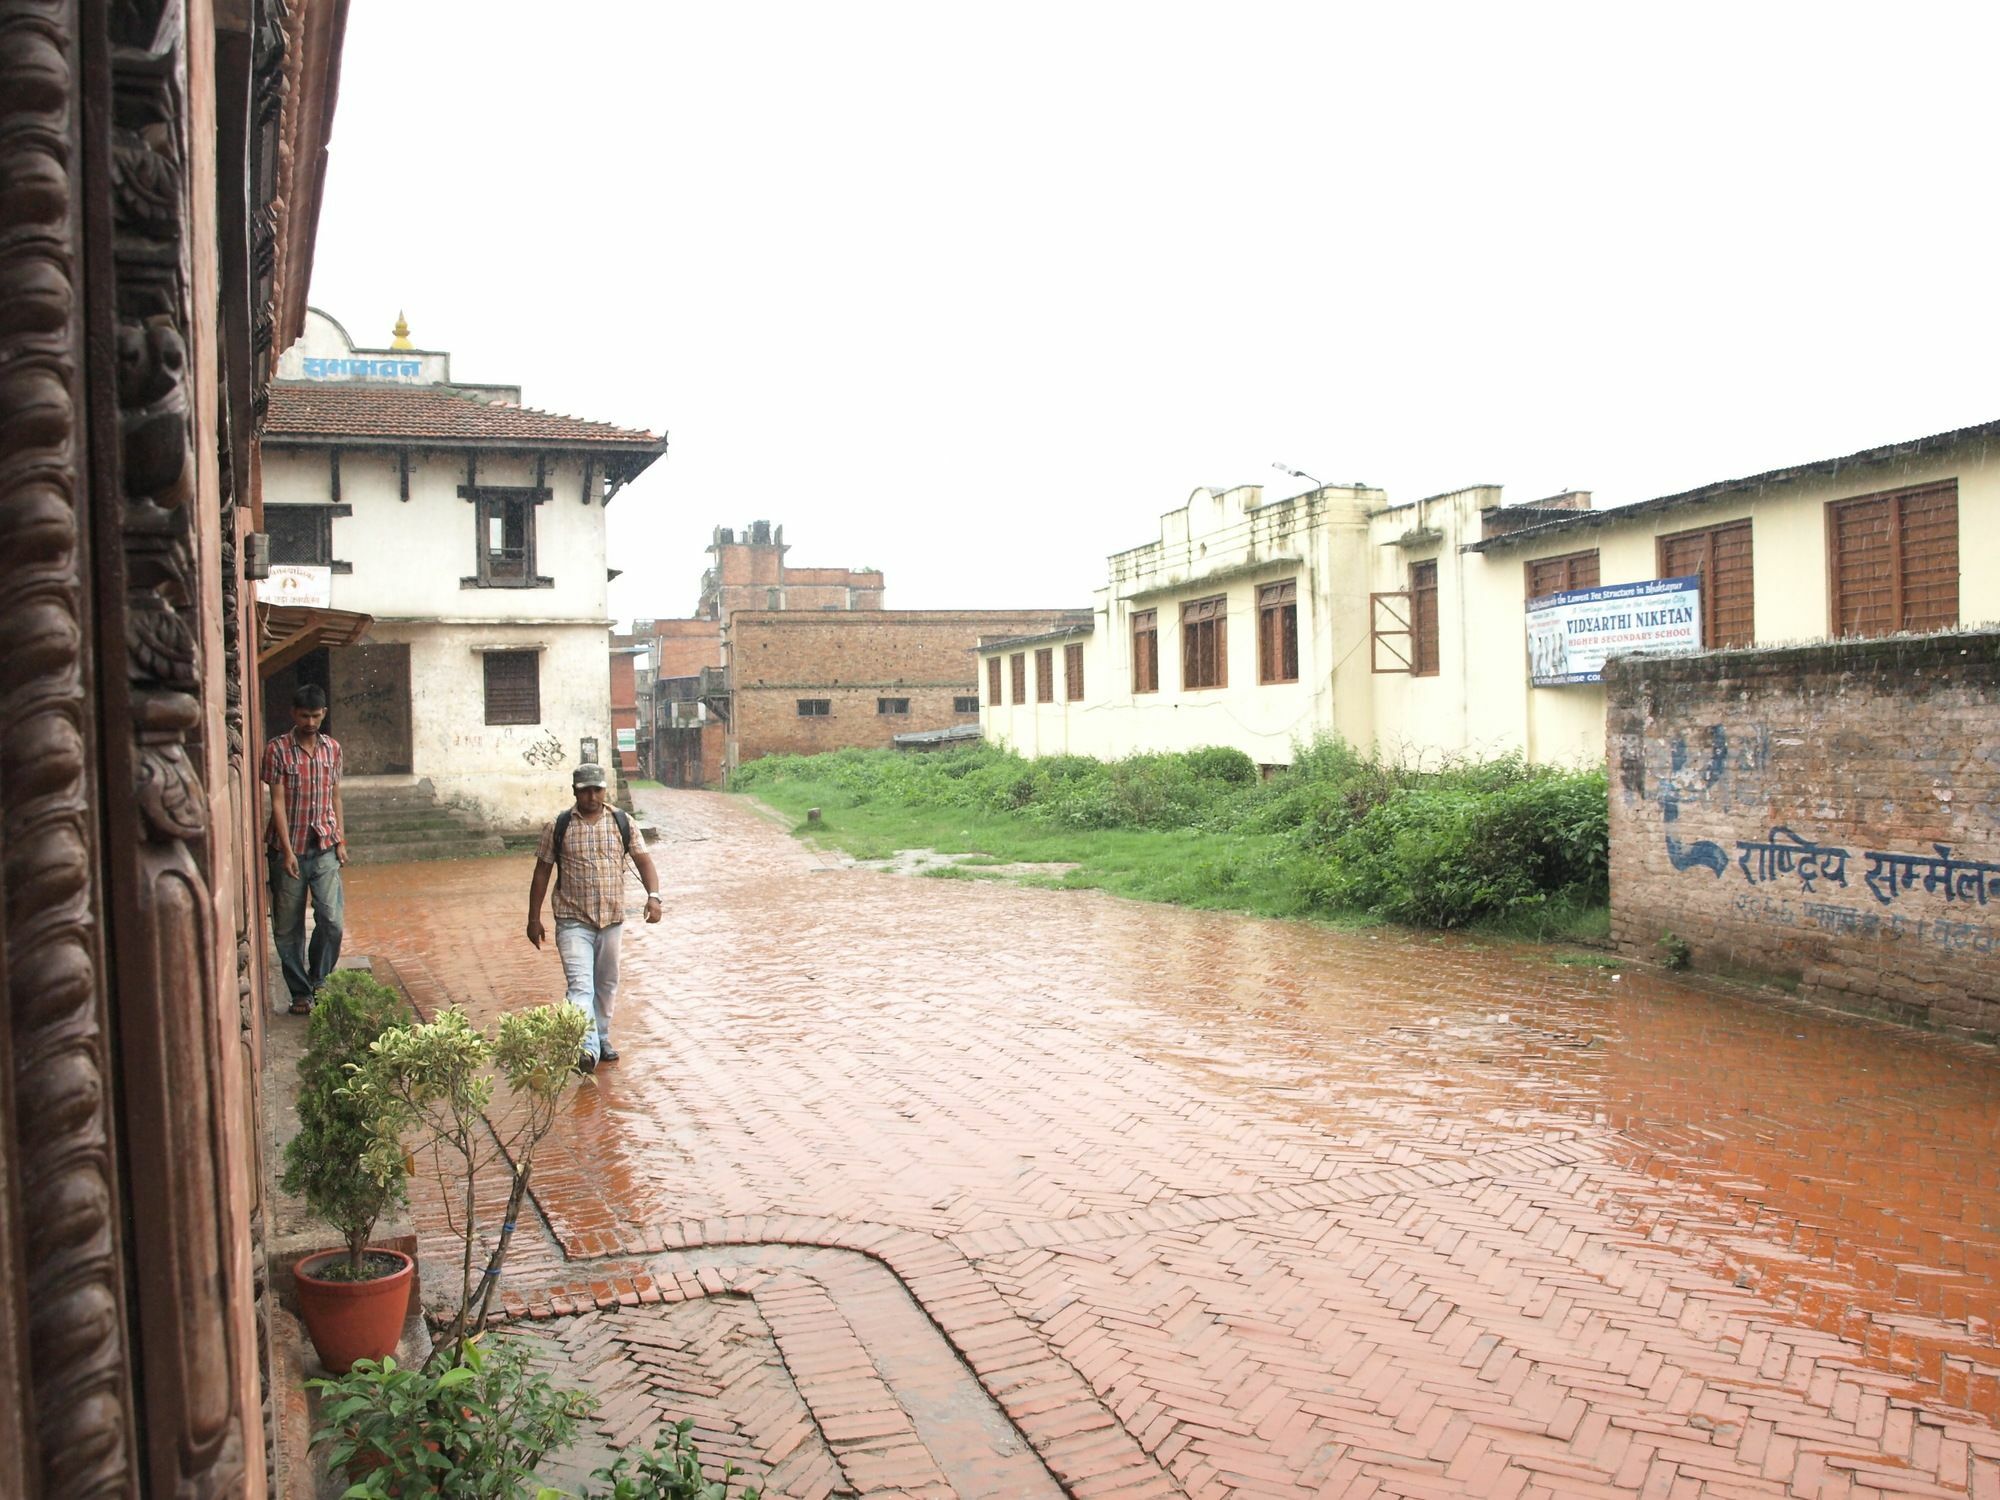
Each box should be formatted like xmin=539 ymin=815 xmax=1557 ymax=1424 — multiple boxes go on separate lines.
xmin=1656 ymin=518 xmax=1754 ymax=648
xmin=1065 ymin=641 xmax=1084 ymax=701
xmin=266 ymin=502 xmax=353 ymax=572
xmin=1181 ymin=595 xmax=1228 ymax=691
xmin=1370 ymin=591 xmax=1412 ymax=673
xmin=1825 ymin=482 xmax=1959 ymax=639
xmin=1009 ymin=652 xmax=1027 ymax=705
xmin=1034 ymin=647 xmax=1055 ymax=703
xmin=1131 ymin=609 xmax=1158 ymax=694
xmin=986 ymin=656 xmax=1002 ymax=707
xmin=464 ymin=485 xmax=552 ymax=589
xmin=1257 ymin=579 xmax=1298 ymax=684
xmin=1408 ymin=561 xmax=1439 ymax=677
xmin=795 ymin=698 xmax=831 ymax=717
xmin=1524 ymin=548 xmax=1599 ymax=602
xmin=482 ymin=650 xmax=541 ymax=726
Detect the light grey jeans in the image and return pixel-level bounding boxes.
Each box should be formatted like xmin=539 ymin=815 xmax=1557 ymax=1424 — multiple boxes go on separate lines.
xmin=554 ymin=919 xmax=623 ymax=1059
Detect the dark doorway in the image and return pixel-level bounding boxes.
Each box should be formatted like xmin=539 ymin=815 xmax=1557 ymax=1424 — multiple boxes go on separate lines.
xmin=661 ymin=727 xmax=704 ymax=788
xmin=329 ymin=643 xmax=413 ymax=774
xmin=263 ymin=645 xmax=331 ymax=745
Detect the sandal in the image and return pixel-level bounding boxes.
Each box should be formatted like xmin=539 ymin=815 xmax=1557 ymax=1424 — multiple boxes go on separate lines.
xmin=288 ymin=997 xmax=312 ymax=1015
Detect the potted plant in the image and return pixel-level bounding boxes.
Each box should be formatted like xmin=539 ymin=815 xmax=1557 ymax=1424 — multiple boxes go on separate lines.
xmin=284 ymin=970 xmax=417 ymax=1373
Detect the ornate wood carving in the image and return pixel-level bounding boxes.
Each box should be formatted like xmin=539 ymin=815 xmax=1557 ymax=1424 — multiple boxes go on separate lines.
xmin=0 ymin=0 xmax=142 ymax=1495
xmin=95 ymin=0 xmax=253 ymax=1491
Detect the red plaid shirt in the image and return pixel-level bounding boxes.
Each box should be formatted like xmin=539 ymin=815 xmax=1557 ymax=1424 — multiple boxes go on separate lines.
xmin=262 ymin=731 xmax=344 ymax=853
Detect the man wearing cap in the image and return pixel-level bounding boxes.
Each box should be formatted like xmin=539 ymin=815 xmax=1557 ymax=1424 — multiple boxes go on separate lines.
xmin=525 ymin=763 xmax=664 ymax=1073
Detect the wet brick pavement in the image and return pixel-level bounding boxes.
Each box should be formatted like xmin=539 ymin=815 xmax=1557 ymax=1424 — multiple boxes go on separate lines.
xmin=341 ymin=788 xmax=2000 ymax=1498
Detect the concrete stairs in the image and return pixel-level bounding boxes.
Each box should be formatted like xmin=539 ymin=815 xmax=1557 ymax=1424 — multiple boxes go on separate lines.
xmin=341 ymin=779 xmax=505 ymax=864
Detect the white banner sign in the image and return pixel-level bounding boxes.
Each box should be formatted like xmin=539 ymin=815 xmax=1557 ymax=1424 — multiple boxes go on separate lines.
xmin=1527 ymin=575 xmax=1701 ymax=686
xmin=258 ymin=565 xmax=332 ymax=609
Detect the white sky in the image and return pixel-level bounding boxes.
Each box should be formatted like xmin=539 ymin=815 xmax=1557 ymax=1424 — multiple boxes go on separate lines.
xmin=304 ymin=2 xmax=2000 ymax=621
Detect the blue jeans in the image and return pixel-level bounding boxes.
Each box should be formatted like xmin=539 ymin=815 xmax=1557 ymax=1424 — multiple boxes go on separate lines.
xmin=554 ymin=919 xmax=623 ymax=1060
xmin=270 ymin=847 xmax=344 ymax=1003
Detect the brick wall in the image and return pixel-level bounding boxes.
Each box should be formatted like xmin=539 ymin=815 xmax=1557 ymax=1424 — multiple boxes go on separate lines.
xmin=1605 ymin=632 xmax=2000 ymax=1036
xmin=610 ymin=652 xmax=638 ymax=771
xmin=730 ymin=610 xmax=1086 ymax=764
xmin=652 ymin=619 xmax=722 ymax=678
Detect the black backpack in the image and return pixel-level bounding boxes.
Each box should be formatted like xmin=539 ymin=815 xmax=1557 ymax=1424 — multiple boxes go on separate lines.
xmin=550 ymin=807 xmax=633 ymax=886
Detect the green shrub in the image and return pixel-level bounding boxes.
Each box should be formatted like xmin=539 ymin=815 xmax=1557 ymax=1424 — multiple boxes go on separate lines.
xmin=281 ymin=971 xmax=412 ymax=1277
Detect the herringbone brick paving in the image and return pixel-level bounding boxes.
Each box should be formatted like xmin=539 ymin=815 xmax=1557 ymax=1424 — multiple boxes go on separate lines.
xmin=342 ymin=790 xmax=2000 ymax=1497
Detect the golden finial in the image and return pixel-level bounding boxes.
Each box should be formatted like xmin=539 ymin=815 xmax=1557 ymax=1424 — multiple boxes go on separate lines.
xmin=391 ymin=311 xmax=413 ymax=350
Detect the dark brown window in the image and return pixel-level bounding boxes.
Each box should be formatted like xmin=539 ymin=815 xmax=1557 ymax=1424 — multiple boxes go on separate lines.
xmin=1525 ymin=549 xmax=1599 ymax=601
xmin=954 ymin=695 xmax=980 ymax=714
xmin=474 ymin=491 xmax=539 ymax=588
xmin=1409 ymin=561 xmax=1439 ymax=677
xmin=1827 ymin=482 xmax=1958 ymax=639
xmin=1065 ymin=642 xmax=1084 ymax=701
xmin=1132 ymin=610 xmax=1159 ymax=694
xmin=796 ymin=698 xmax=830 ymax=716
xmin=1181 ymin=595 xmax=1227 ymax=690
xmin=1658 ymin=519 xmax=1754 ymax=647
xmin=1035 ymin=647 xmax=1054 ymax=703
xmin=482 ymin=650 xmax=540 ymax=726
xmin=987 ymin=656 xmax=1002 ymax=706
xmin=1257 ymin=580 xmax=1298 ymax=684
xmin=877 ymin=697 xmax=909 ymax=715
xmin=1009 ymin=652 xmax=1026 ymax=705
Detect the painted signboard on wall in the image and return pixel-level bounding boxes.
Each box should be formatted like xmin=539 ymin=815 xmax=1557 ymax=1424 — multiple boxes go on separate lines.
xmin=257 ymin=565 xmax=332 ymax=608
xmin=1527 ymin=575 xmax=1701 ymax=686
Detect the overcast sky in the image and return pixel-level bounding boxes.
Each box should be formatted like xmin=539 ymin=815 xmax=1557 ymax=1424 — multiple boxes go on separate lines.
xmin=304 ymin=2 xmax=2000 ymax=620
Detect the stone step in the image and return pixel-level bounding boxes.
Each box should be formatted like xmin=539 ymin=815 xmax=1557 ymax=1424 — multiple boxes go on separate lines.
xmin=341 ymin=812 xmax=487 ymax=835
xmin=348 ymin=834 xmax=506 ymax=866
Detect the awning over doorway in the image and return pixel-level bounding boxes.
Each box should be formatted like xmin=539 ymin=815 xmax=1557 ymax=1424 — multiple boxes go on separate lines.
xmin=257 ymin=602 xmax=374 ymax=676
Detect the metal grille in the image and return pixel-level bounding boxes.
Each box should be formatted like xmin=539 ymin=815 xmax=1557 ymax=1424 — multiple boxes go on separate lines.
xmin=987 ymin=656 xmax=1002 ymax=706
xmin=482 ymin=650 xmax=540 ymax=725
xmin=1065 ymin=642 xmax=1084 ymax=701
xmin=1830 ymin=482 xmax=1958 ymax=638
xmin=1658 ymin=519 xmax=1753 ymax=647
xmin=1409 ymin=562 xmax=1439 ymax=676
xmin=1035 ymin=647 xmax=1054 ymax=703
xmin=1181 ymin=595 xmax=1227 ymax=690
xmin=1010 ymin=652 xmax=1027 ymax=704
xmin=266 ymin=504 xmax=330 ymax=565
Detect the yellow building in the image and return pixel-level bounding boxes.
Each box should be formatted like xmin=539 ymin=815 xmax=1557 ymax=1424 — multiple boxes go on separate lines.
xmin=980 ymin=418 xmax=2000 ymax=766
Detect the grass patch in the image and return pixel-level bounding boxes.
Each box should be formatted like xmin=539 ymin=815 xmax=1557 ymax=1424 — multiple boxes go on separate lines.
xmin=734 ymin=738 xmax=1609 ymax=936
xmin=1552 ymin=952 xmax=1625 ymax=970
xmin=626 ymin=778 xmax=664 ymax=790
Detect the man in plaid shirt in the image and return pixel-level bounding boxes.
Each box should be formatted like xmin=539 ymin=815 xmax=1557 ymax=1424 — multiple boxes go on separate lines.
xmin=263 ymin=683 xmax=348 ymax=1013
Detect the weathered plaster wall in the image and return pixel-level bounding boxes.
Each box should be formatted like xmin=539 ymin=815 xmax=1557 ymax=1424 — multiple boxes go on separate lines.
xmin=1605 ymin=633 xmax=2000 ymax=1035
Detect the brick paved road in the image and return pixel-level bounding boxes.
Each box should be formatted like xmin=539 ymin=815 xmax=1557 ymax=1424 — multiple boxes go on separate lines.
xmin=343 ymin=789 xmax=2000 ymax=1499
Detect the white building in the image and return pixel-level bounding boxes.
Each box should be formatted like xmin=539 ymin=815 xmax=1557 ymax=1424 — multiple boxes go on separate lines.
xmin=262 ymin=310 xmax=667 ymax=828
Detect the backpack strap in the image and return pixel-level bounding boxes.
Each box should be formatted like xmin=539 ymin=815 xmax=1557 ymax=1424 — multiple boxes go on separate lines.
xmin=613 ymin=808 xmax=632 ymax=854
xmin=551 ymin=809 xmax=574 ymax=886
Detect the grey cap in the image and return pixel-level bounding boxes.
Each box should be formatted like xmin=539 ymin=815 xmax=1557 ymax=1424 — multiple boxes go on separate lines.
xmin=572 ymin=762 xmax=608 ymax=788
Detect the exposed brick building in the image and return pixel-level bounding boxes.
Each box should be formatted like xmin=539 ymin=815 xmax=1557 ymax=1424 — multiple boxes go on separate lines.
xmin=699 ymin=520 xmax=884 ymax=618
xmin=729 ymin=609 xmax=1091 ymax=765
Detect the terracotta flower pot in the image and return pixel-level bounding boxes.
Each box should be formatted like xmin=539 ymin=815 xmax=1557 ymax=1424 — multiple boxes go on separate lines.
xmin=294 ymin=1248 xmax=414 ymax=1374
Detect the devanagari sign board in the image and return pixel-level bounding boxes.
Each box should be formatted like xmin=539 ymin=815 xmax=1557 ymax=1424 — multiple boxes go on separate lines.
xmin=258 ymin=565 xmax=332 ymax=608
xmin=1527 ymin=575 xmax=1701 ymax=686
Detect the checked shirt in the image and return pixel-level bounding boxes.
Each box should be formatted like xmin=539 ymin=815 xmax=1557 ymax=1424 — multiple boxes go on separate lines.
xmin=262 ymin=732 xmax=343 ymax=853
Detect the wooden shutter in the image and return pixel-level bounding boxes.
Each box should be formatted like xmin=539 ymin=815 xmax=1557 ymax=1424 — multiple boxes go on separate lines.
xmin=1658 ymin=520 xmax=1754 ymax=647
xmin=1182 ymin=595 xmax=1227 ymax=689
xmin=1830 ymin=482 xmax=1958 ymax=637
xmin=986 ymin=656 xmax=1002 ymax=706
xmin=482 ymin=650 xmax=540 ymax=725
xmin=1525 ymin=549 xmax=1599 ymax=601
xmin=1258 ymin=580 xmax=1298 ymax=683
xmin=1065 ymin=641 xmax=1084 ymax=701
xmin=1409 ymin=562 xmax=1439 ymax=676
xmin=1132 ymin=610 xmax=1158 ymax=693
xmin=1010 ymin=652 xmax=1026 ymax=704
xmin=1035 ymin=647 xmax=1054 ymax=702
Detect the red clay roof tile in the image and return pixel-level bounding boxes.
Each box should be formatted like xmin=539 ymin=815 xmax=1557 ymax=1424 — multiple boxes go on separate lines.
xmin=266 ymin=382 xmax=663 ymax=448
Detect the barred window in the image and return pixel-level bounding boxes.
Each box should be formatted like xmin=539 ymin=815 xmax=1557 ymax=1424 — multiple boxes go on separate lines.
xmin=1257 ymin=580 xmax=1297 ymax=684
xmin=796 ymin=699 xmax=830 ymax=717
xmin=483 ymin=651 xmax=540 ymax=725
xmin=1132 ymin=610 xmax=1159 ymax=694
xmin=876 ymin=697 xmax=910 ymax=715
xmin=1182 ymin=595 xmax=1227 ymax=690
xmin=954 ymin=695 xmax=980 ymax=714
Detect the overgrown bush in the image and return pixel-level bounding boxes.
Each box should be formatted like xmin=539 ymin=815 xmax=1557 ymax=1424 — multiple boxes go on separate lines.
xmin=732 ymin=737 xmax=1609 ymax=930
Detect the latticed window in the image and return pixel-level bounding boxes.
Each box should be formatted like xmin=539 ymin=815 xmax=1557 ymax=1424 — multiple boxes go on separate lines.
xmin=1257 ymin=580 xmax=1297 ymax=684
xmin=1181 ymin=595 xmax=1227 ymax=690
xmin=1010 ymin=653 xmax=1027 ymax=705
xmin=1065 ymin=642 xmax=1084 ymax=701
xmin=954 ymin=695 xmax=980 ymax=714
xmin=1131 ymin=610 xmax=1158 ymax=694
xmin=1409 ymin=562 xmax=1439 ymax=677
xmin=796 ymin=699 xmax=831 ymax=717
xmin=1658 ymin=520 xmax=1754 ymax=647
xmin=987 ymin=656 xmax=1002 ymax=706
xmin=1525 ymin=549 xmax=1599 ymax=601
xmin=267 ymin=504 xmax=334 ymax=565
xmin=876 ymin=697 xmax=910 ymax=715
xmin=1035 ymin=648 xmax=1054 ymax=703
xmin=483 ymin=651 xmax=540 ymax=726
xmin=1827 ymin=483 xmax=1957 ymax=639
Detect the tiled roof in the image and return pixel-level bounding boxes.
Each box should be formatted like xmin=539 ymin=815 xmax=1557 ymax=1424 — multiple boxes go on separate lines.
xmin=265 ymin=382 xmax=665 ymax=449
